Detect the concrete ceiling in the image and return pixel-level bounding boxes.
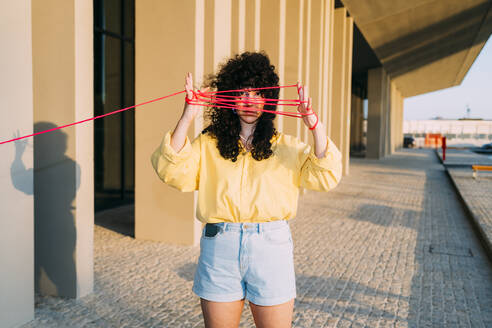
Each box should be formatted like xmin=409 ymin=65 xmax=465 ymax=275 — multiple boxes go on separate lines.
xmin=341 ymin=0 xmax=492 ymax=98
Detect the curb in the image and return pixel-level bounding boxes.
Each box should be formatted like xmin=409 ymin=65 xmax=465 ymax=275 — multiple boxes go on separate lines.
xmin=434 ymin=150 xmax=492 ymax=264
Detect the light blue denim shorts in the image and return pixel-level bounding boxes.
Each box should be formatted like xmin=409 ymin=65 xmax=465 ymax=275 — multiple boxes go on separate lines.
xmin=192 ymin=220 xmax=296 ymax=306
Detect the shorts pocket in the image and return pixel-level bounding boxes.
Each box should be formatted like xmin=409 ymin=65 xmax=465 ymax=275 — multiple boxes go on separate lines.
xmin=201 ymin=224 xmax=224 ymax=240
xmin=263 ymin=225 xmax=292 ymax=245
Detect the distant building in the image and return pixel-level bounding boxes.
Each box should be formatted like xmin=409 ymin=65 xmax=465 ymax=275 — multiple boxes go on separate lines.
xmin=404 ymin=120 xmax=492 ymax=147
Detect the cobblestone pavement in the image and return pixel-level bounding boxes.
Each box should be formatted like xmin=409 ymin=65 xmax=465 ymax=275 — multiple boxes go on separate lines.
xmin=446 ymin=166 xmax=492 ymax=261
xmin=437 ymin=148 xmax=492 ymax=262
xmin=437 ymin=148 xmax=492 ymax=166
xmin=21 ymin=149 xmax=492 ymax=328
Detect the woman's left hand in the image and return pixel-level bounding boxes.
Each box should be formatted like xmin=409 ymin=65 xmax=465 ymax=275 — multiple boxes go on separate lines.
xmin=296 ymin=82 xmax=318 ymax=129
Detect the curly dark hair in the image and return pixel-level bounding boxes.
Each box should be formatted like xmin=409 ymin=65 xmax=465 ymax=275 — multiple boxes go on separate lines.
xmin=201 ymin=51 xmax=279 ymax=162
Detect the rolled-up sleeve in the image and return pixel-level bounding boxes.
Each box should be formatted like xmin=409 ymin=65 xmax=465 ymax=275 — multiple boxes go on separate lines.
xmin=298 ymin=136 xmax=342 ymax=191
xmin=150 ymin=130 xmax=201 ymax=192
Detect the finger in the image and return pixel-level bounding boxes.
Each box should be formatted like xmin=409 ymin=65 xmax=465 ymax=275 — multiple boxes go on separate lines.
xmin=186 ymin=73 xmax=191 ymax=84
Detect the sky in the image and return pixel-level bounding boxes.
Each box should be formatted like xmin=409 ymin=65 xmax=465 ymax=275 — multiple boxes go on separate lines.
xmin=403 ymin=35 xmax=492 ymax=120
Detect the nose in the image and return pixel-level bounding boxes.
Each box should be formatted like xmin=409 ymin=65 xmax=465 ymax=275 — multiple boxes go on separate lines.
xmin=242 ymin=91 xmax=259 ymax=101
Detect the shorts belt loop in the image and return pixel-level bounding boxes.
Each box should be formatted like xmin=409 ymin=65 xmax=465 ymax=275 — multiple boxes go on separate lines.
xmin=223 ymin=222 xmax=228 ymax=232
xmin=259 ymin=223 xmax=262 ymax=234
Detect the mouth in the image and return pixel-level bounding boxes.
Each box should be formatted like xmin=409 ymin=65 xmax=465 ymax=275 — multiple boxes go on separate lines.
xmin=241 ymin=110 xmax=258 ymax=116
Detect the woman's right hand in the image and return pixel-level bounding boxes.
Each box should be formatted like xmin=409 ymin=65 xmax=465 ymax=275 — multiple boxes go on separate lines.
xmin=171 ymin=73 xmax=209 ymax=153
xmin=181 ymin=72 xmax=209 ymax=123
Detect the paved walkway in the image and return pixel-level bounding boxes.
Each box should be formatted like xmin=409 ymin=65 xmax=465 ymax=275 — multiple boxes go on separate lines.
xmin=437 ymin=148 xmax=492 ymax=166
xmin=437 ymin=148 xmax=492 ymax=262
xmin=22 ymin=149 xmax=492 ymax=328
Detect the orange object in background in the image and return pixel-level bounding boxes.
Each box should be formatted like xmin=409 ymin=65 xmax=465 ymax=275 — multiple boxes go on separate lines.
xmin=425 ymin=133 xmax=442 ymax=148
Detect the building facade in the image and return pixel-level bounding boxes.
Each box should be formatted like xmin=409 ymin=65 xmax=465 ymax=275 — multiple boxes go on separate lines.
xmin=1 ymin=0 xmax=490 ymax=326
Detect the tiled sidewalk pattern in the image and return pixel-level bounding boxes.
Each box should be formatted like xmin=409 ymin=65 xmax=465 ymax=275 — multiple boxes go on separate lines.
xmin=437 ymin=148 xmax=492 ymax=166
xmin=437 ymin=147 xmax=492 ymax=262
xmin=21 ymin=149 xmax=492 ymax=327
xmin=447 ymin=167 xmax=492 ymax=258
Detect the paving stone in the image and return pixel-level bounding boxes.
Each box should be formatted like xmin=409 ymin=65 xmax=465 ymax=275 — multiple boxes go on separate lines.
xmin=19 ymin=149 xmax=492 ymax=327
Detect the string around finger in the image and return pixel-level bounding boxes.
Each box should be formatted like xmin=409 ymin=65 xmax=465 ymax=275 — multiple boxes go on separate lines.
xmin=184 ymin=84 xmax=316 ymax=119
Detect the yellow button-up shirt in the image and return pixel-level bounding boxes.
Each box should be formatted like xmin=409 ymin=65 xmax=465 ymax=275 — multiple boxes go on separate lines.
xmin=151 ymin=130 xmax=342 ymax=223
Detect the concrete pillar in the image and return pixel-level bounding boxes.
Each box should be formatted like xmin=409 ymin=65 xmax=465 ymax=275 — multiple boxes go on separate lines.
xmin=389 ymin=83 xmax=403 ymax=153
xmin=29 ymin=0 xmax=94 ymax=298
xmin=245 ymin=0 xmax=260 ymax=52
xmin=322 ymin=0 xmax=334 ymax=138
xmin=330 ymin=7 xmax=352 ymax=174
xmin=367 ymin=66 xmax=390 ymax=159
xmin=305 ymin=0 xmax=322 ymax=145
xmin=136 ymin=0 xmax=231 ymax=246
xmin=396 ymin=92 xmax=405 ymax=149
xmin=231 ymin=0 xmax=242 ymax=54
xmin=0 ymin=0 xmax=34 ymax=325
xmin=383 ymin=76 xmax=391 ymax=156
xmin=342 ymin=16 xmax=353 ymax=175
xmin=300 ymin=0 xmax=312 ymax=143
xmin=283 ymin=0 xmax=303 ymax=137
xmin=390 ymin=82 xmax=397 ymax=154
xmin=350 ymin=93 xmax=364 ymax=153
xmin=260 ymin=0 xmax=285 ymax=131
xmin=330 ymin=8 xmax=347 ymax=151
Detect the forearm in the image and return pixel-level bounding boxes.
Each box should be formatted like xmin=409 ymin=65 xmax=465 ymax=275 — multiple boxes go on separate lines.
xmin=170 ymin=114 xmax=193 ymax=153
xmin=311 ymin=120 xmax=328 ymax=158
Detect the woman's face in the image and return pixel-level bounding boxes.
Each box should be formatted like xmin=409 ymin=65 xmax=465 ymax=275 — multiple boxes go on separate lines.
xmin=236 ymin=90 xmax=264 ymax=124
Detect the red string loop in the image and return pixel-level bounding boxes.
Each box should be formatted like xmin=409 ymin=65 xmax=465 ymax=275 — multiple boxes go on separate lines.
xmin=1 ymin=84 xmax=320 ymax=146
xmin=308 ymin=111 xmax=319 ymax=130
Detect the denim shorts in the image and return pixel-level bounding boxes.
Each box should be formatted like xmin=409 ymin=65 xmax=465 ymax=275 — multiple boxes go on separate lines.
xmin=192 ymin=220 xmax=296 ymax=306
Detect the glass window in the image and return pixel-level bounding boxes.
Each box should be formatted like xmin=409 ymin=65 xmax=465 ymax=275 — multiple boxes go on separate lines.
xmin=94 ymin=0 xmax=135 ymax=211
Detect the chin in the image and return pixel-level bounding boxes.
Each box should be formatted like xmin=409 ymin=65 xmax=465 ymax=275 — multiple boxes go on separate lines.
xmin=239 ymin=114 xmax=261 ymax=124
xmin=238 ymin=108 xmax=262 ymax=122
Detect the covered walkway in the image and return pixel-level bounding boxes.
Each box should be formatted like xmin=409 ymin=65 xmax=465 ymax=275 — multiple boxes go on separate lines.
xmin=22 ymin=149 xmax=492 ymax=327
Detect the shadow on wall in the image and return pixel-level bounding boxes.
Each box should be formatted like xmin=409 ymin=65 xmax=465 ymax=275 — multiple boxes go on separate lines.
xmin=10 ymin=122 xmax=80 ymax=298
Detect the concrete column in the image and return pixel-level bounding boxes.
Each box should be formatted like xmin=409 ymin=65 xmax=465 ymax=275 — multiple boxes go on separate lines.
xmin=260 ymin=0 xmax=285 ymax=131
xmin=136 ymin=0 xmax=232 ymax=246
xmin=342 ymin=16 xmax=353 ymax=175
xmin=367 ymin=66 xmax=389 ymax=159
xmin=300 ymin=0 xmax=311 ymax=143
xmin=204 ymin=0 xmax=231 ymax=75
xmin=214 ymin=0 xmax=231 ymax=66
xmin=383 ymin=75 xmax=391 ymax=156
xmin=390 ymin=82 xmax=397 ymax=154
xmin=331 ymin=8 xmax=353 ymax=172
xmin=283 ymin=0 xmax=303 ymax=137
xmin=396 ymin=92 xmax=405 ymax=149
xmin=322 ymin=0 xmax=334 ymax=138
xmin=245 ymin=0 xmax=260 ymax=51
xmin=29 ymin=0 xmax=94 ymax=298
xmin=305 ymin=0 xmax=322 ymax=145
xmin=390 ymin=83 xmax=403 ymax=153
xmin=0 ymin=0 xmax=34 ymax=325
xmin=350 ymin=93 xmax=364 ymax=153
xmin=330 ymin=8 xmax=346 ymax=150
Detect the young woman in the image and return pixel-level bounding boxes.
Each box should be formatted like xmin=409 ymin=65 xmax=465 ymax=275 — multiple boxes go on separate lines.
xmin=151 ymin=52 xmax=342 ymax=328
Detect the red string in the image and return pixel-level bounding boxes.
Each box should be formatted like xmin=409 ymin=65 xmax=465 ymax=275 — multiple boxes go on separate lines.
xmin=186 ymin=84 xmax=315 ymax=119
xmin=1 ymin=84 xmax=315 ymax=146
xmin=0 ymin=90 xmax=186 ymax=145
